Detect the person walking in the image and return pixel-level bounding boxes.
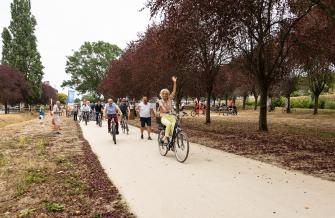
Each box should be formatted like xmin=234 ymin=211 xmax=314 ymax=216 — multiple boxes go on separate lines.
xmin=73 ymin=105 xmax=79 ymax=121
xmin=104 ymin=98 xmax=122 ymax=134
xmin=159 ymin=76 xmax=177 ymax=144
xmin=39 ymin=105 xmax=45 ymax=120
xmin=136 ymin=96 xmax=155 ymax=140
xmin=52 ymin=101 xmax=62 ymax=134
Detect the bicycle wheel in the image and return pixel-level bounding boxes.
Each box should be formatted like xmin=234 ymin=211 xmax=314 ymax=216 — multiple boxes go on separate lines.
xmin=85 ymin=115 xmax=88 ymax=126
xmin=99 ymin=116 xmax=102 ymax=127
xmin=111 ymin=122 xmax=116 ymax=144
xmin=121 ymin=119 xmax=125 ymax=134
xmin=174 ymin=131 xmax=189 ymax=163
xmin=125 ymin=119 xmax=129 ymax=134
xmin=158 ymin=129 xmax=168 ymax=156
xmin=191 ymin=111 xmax=196 ymax=117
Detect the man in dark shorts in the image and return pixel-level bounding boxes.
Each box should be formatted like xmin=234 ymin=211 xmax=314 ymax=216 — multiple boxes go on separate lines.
xmin=136 ymin=96 xmax=155 ymax=140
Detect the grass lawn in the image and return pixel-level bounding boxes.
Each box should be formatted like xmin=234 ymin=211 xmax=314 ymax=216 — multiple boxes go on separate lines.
xmin=0 ymin=114 xmax=134 ymax=217
xmin=0 ymin=112 xmax=36 ymax=128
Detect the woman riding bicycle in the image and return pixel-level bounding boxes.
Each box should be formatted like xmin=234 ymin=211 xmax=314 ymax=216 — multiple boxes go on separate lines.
xmin=159 ymin=76 xmax=177 ymax=144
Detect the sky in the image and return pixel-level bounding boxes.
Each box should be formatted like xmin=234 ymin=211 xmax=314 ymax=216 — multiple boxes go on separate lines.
xmin=0 ymin=0 xmax=152 ymax=94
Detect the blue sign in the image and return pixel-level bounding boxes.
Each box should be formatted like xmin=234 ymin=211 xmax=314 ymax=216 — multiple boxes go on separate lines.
xmin=67 ymin=90 xmax=75 ymax=104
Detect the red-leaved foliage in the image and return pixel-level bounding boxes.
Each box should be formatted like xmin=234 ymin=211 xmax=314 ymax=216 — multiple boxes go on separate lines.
xmin=0 ymin=64 xmax=31 ymax=108
xmin=40 ymin=83 xmax=58 ymax=104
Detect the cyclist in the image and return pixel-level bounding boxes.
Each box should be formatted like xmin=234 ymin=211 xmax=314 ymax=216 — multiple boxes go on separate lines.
xmin=119 ymin=98 xmax=130 ymax=119
xmin=94 ymin=101 xmax=104 ymax=125
xmin=158 ymin=76 xmax=177 ymax=144
xmin=104 ymin=98 xmax=122 ymax=134
xmin=81 ymin=101 xmax=91 ymax=122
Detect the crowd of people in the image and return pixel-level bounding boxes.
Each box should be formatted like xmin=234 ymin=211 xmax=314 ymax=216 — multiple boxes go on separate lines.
xmin=49 ymin=77 xmax=178 ymax=143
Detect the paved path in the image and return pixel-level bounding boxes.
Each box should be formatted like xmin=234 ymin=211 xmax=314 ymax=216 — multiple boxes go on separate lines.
xmin=80 ymin=121 xmax=335 ymax=218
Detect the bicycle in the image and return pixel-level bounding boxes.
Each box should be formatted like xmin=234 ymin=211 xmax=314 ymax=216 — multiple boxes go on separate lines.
xmin=107 ymin=115 xmax=117 ymax=144
xmin=78 ymin=113 xmax=83 ymax=123
xmin=120 ymin=115 xmax=129 ymax=134
xmin=89 ymin=111 xmax=95 ymax=121
xmin=97 ymin=112 xmax=103 ymax=127
xmin=191 ymin=107 xmax=206 ymax=117
xmin=157 ymin=112 xmax=190 ymax=163
xmin=221 ymin=106 xmax=237 ymax=116
xmin=83 ymin=111 xmax=89 ymax=126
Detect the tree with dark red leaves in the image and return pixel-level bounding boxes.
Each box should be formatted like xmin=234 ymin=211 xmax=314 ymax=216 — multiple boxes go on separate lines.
xmin=39 ymin=83 xmax=58 ymax=105
xmin=293 ymin=6 xmax=335 ymax=114
xmin=148 ymin=0 xmax=237 ymax=123
xmin=231 ymin=0 xmax=317 ymax=131
xmin=0 ymin=64 xmax=31 ymax=113
xmin=309 ymin=0 xmax=335 ymax=22
xmin=101 ymin=24 xmax=195 ymax=107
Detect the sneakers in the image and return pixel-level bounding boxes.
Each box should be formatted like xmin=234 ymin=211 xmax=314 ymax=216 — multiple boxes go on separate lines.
xmin=141 ymin=134 xmax=144 ymax=139
xmin=148 ymin=136 xmax=152 ymax=140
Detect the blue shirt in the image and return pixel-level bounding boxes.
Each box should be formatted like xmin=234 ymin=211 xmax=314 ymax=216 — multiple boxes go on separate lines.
xmin=106 ymin=103 xmax=117 ymax=115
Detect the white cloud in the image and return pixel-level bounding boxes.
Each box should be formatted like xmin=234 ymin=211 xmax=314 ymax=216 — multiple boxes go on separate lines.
xmin=0 ymin=0 xmax=151 ymax=94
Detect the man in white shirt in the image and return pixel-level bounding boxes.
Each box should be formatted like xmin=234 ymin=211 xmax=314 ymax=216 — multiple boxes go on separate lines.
xmin=81 ymin=101 xmax=91 ymax=122
xmin=136 ymin=96 xmax=155 ymax=140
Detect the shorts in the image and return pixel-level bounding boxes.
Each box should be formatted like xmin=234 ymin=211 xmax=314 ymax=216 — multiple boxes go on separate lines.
xmin=53 ymin=116 xmax=61 ymax=126
xmin=140 ymin=117 xmax=151 ymax=127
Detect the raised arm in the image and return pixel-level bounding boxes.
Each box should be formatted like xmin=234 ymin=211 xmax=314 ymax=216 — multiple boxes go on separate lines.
xmin=170 ymin=76 xmax=177 ymax=99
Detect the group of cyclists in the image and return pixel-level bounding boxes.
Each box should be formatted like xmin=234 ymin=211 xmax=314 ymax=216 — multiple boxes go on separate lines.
xmin=73 ymin=98 xmax=130 ymax=135
xmin=71 ymin=76 xmax=178 ymax=143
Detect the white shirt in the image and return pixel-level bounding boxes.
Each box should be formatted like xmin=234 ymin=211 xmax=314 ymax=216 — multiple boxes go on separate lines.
xmin=81 ymin=105 xmax=91 ymax=112
xmin=53 ymin=105 xmax=60 ymax=119
xmin=138 ymin=102 xmax=151 ymax=118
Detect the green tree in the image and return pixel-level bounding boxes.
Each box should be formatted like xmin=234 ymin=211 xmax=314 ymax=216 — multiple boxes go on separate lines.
xmin=62 ymin=41 xmax=122 ymax=98
xmin=74 ymin=98 xmax=81 ymax=104
xmin=5 ymin=0 xmax=44 ymax=103
xmin=1 ymin=28 xmax=12 ymax=64
xmin=57 ymin=93 xmax=68 ymax=105
xmin=81 ymin=94 xmax=102 ymax=103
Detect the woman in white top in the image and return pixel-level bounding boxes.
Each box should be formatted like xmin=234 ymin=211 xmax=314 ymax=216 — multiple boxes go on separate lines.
xmin=159 ymin=76 xmax=177 ymax=143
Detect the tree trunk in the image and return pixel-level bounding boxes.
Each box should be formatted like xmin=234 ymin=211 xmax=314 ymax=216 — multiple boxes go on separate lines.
xmin=4 ymin=102 xmax=8 ymax=114
xmin=242 ymin=95 xmax=247 ymax=110
xmin=259 ymin=87 xmax=268 ymax=131
xmin=175 ymin=95 xmax=181 ymax=113
xmin=313 ymin=94 xmax=319 ymax=115
xmin=286 ymin=96 xmax=291 ymax=113
xmin=225 ymin=96 xmax=228 ymax=105
xmin=254 ymin=94 xmax=258 ymax=110
xmin=206 ymin=90 xmax=211 ymax=124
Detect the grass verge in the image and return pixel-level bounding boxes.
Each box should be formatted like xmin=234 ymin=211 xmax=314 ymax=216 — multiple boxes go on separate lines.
xmin=0 ymin=115 xmax=135 ymax=217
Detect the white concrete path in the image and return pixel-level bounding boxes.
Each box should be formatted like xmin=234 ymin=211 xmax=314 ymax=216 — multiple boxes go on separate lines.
xmin=80 ymin=121 xmax=335 ymax=218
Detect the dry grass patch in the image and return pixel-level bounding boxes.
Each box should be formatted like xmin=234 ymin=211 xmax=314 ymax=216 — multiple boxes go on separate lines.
xmin=0 ymin=115 xmax=135 ymax=217
xmin=0 ymin=112 xmax=36 ymax=128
